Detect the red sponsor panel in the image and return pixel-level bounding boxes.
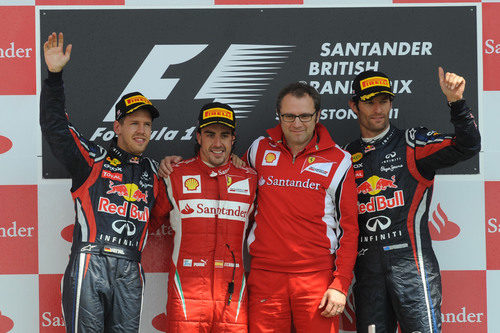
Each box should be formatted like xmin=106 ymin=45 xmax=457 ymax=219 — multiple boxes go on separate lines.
xmin=0 ymin=7 xmax=35 ymax=95
xmin=39 ymin=274 xmax=65 ymax=331
xmin=141 ymin=222 xmax=173 ymax=273
xmin=483 ymin=3 xmax=500 ymax=91
xmin=428 ymin=203 xmax=461 ymax=241
xmin=0 ymin=185 xmax=38 ymax=274
xmin=215 ymin=0 xmax=301 ymax=4
xmin=441 ymin=271 xmax=487 ymax=332
xmin=36 ymin=0 xmax=123 ymax=4
xmin=485 ymin=181 xmax=500 ymax=269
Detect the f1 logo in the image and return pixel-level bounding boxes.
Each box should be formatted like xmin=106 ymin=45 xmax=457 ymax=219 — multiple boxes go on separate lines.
xmin=103 ymin=44 xmax=293 ymax=122
xmin=103 ymin=44 xmax=208 ymax=121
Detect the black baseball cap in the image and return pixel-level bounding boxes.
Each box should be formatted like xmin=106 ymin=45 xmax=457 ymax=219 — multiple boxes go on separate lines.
xmin=352 ymin=71 xmax=395 ymax=101
xmin=198 ymin=102 xmax=236 ymax=129
xmin=115 ymin=92 xmax=159 ymax=121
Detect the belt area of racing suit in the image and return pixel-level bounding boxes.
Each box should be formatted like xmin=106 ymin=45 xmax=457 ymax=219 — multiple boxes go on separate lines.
xmin=75 ymin=242 xmax=141 ymax=262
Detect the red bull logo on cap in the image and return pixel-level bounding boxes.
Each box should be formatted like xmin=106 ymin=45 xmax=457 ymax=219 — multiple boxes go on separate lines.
xmin=106 ymin=181 xmax=148 ymax=203
xmin=357 ymin=175 xmax=397 ymax=196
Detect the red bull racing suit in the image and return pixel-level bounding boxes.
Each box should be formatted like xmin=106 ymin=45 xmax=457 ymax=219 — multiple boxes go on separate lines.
xmin=344 ymin=100 xmax=480 ymax=333
xmin=245 ymin=123 xmax=359 ymax=332
xmin=150 ymin=156 xmax=258 ymax=332
xmin=40 ymin=71 xmax=164 ymax=332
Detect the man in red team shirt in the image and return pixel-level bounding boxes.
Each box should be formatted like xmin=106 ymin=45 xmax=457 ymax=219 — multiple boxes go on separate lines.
xmin=243 ymin=82 xmax=358 ymax=332
xmin=151 ymin=103 xmax=258 ymax=332
xmin=159 ymin=83 xmax=358 ymax=332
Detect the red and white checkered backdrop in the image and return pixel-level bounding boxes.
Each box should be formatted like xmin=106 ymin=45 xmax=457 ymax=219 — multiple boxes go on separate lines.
xmin=0 ymin=1 xmax=498 ymax=332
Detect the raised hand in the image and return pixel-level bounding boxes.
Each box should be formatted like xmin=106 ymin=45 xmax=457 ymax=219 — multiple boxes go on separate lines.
xmin=438 ymin=66 xmax=465 ymax=103
xmin=43 ymin=32 xmax=72 ymax=73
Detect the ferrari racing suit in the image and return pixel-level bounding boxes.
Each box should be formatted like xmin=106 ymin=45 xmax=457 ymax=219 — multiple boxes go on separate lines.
xmin=245 ymin=123 xmax=359 ymax=332
xmin=344 ymin=100 xmax=481 ymax=333
xmin=151 ymin=156 xmax=258 ymax=332
xmin=40 ymin=71 xmax=163 ymax=332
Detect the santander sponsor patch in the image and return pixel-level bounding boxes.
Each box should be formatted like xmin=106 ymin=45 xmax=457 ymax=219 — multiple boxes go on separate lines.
xmin=262 ymin=175 xmax=322 ymax=190
xmin=178 ymin=199 xmax=250 ymax=221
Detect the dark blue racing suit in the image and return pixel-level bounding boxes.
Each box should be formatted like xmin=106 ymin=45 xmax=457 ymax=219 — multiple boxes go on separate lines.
xmin=40 ymin=71 xmax=165 ymax=333
xmin=345 ymin=100 xmax=480 ymax=333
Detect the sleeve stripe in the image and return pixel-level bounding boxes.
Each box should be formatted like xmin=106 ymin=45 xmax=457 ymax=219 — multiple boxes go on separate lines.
xmin=247 ymin=136 xmax=265 ymax=169
xmin=69 ymin=127 xmax=93 ymax=167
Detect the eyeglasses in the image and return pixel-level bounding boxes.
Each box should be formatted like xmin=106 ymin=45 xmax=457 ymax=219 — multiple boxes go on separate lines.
xmin=279 ymin=110 xmax=318 ymax=123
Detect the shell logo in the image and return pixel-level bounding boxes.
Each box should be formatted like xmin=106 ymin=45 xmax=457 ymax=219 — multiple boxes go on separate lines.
xmin=265 ymin=152 xmax=276 ymax=163
xmin=308 ymin=156 xmax=316 ymax=164
xmin=352 ymin=152 xmax=363 ymax=163
xmin=184 ymin=177 xmax=200 ymax=191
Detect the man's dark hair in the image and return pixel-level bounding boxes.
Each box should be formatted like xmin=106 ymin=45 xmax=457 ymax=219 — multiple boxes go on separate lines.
xmin=276 ymin=82 xmax=321 ymax=114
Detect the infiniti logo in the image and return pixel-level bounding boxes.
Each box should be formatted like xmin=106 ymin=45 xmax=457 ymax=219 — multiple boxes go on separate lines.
xmin=366 ymin=216 xmax=391 ymax=232
xmin=112 ymin=220 xmax=136 ymax=236
xmin=385 ymin=151 xmax=396 ymax=159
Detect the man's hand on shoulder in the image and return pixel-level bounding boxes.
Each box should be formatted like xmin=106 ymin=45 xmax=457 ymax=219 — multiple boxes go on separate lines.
xmin=231 ymin=153 xmax=247 ymax=169
xmin=319 ymin=288 xmax=346 ymax=318
xmin=43 ymin=32 xmax=72 ymax=73
xmin=438 ymin=66 xmax=465 ymax=103
xmin=159 ymin=155 xmax=183 ymax=178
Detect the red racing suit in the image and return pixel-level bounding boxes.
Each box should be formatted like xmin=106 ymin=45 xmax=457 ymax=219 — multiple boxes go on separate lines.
xmin=151 ymin=156 xmax=258 ymax=332
xmin=244 ymin=123 xmax=359 ymax=331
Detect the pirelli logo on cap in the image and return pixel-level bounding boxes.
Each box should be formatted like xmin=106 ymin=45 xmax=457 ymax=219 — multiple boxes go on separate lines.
xmin=202 ymin=108 xmax=234 ymax=121
xmin=125 ymin=95 xmax=152 ymax=106
xmin=360 ymin=77 xmax=391 ymax=89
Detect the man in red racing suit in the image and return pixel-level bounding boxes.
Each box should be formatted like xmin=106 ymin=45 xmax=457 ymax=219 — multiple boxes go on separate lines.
xmin=151 ymin=102 xmax=257 ymax=332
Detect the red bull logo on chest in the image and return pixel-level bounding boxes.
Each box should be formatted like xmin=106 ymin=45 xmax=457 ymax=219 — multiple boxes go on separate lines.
xmin=357 ymin=175 xmax=397 ymax=195
xmin=106 ymin=181 xmax=148 ymax=203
